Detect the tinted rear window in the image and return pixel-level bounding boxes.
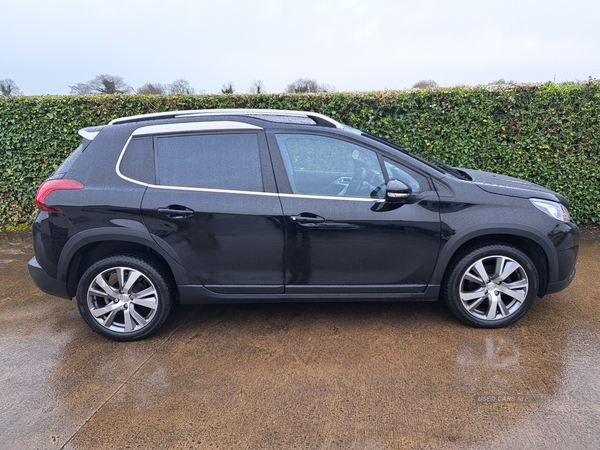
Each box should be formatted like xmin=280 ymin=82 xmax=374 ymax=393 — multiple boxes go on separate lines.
xmin=155 ymin=133 xmax=263 ymax=191
xmin=120 ymin=137 xmax=155 ymax=184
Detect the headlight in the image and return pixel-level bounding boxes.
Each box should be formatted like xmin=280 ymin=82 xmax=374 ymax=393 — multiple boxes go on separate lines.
xmin=530 ymin=198 xmax=571 ymax=222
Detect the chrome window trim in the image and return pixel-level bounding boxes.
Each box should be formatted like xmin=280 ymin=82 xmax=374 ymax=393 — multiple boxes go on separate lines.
xmin=116 ymin=128 xmax=383 ymax=203
xmin=139 ymin=182 xmax=384 ymax=203
xmin=131 ymin=121 xmax=262 ymax=136
xmin=282 ymin=193 xmax=384 ymax=202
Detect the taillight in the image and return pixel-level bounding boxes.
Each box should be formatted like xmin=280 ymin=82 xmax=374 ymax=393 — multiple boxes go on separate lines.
xmin=35 ymin=179 xmax=84 ymax=212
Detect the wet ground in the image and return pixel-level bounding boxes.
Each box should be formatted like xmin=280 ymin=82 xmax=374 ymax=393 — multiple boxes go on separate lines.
xmin=1 ymin=231 xmax=598 ymax=449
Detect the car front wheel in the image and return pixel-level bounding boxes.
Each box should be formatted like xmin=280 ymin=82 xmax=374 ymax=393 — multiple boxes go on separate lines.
xmin=443 ymin=244 xmax=539 ymax=328
xmin=76 ymin=255 xmax=173 ymax=341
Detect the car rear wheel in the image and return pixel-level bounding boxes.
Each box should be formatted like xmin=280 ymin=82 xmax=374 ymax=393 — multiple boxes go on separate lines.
xmin=76 ymin=255 xmax=173 ymax=341
xmin=443 ymin=244 xmax=539 ymax=328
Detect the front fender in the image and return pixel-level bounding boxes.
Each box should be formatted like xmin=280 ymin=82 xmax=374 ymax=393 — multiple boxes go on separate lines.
xmin=428 ymin=223 xmax=557 ymax=286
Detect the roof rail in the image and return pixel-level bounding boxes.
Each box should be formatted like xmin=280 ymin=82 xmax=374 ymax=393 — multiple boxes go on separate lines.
xmin=108 ymin=109 xmax=344 ymax=128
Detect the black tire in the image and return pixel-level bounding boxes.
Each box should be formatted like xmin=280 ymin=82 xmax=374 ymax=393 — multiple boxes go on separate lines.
xmin=443 ymin=244 xmax=539 ymax=328
xmin=76 ymin=255 xmax=174 ymax=341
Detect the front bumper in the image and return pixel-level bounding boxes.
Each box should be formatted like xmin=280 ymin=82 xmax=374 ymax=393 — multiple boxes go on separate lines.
xmin=544 ymin=221 xmax=579 ymax=295
xmin=545 ymin=265 xmax=577 ymax=295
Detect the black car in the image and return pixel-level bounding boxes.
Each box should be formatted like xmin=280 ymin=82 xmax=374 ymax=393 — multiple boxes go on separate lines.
xmin=28 ymin=109 xmax=579 ymax=340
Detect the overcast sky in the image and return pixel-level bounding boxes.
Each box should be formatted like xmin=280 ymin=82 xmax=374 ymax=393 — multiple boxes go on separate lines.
xmin=2 ymin=0 xmax=599 ymax=95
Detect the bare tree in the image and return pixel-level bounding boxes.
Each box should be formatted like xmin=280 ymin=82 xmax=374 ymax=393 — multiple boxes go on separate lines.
xmin=0 ymin=79 xmax=23 ymax=97
xmin=137 ymin=80 xmax=196 ymax=95
xmin=412 ymin=79 xmax=438 ymax=89
xmin=68 ymin=82 xmax=93 ymax=95
xmin=488 ymin=78 xmax=516 ymax=85
xmin=221 ymin=81 xmax=235 ymax=94
xmin=285 ymin=78 xmax=333 ymax=93
xmin=168 ymin=79 xmax=195 ymax=95
xmin=248 ymin=80 xmax=266 ymax=94
xmin=137 ymin=82 xmax=167 ymax=94
xmin=69 ymin=74 xmax=133 ymax=95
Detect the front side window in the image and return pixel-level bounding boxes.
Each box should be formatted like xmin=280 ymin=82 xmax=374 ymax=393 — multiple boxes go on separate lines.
xmin=383 ymin=159 xmax=424 ymax=193
xmin=155 ymin=133 xmax=263 ymax=191
xmin=274 ymin=134 xmax=385 ymax=199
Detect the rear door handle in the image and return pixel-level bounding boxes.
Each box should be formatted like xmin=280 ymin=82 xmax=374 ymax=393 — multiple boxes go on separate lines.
xmin=157 ymin=206 xmax=195 ymax=218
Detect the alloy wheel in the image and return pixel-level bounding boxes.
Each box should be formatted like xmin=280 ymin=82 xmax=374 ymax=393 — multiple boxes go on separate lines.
xmin=459 ymin=255 xmax=529 ymax=321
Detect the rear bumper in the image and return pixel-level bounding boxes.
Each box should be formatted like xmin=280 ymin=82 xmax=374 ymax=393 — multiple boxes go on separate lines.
xmin=28 ymin=257 xmax=71 ymax=300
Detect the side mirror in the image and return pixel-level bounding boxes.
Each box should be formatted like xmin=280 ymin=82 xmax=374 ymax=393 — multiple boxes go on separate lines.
xmin=385 ymin=179 xmax=412 ymax=203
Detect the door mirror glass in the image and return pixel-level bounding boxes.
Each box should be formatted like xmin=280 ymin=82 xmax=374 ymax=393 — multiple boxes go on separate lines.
xmin=385 ymin=179 xmax=412 ymax=202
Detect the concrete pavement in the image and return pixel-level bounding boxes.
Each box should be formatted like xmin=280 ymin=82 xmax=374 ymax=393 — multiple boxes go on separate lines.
xmin=1 ymin=231 xmax=598 ymax=449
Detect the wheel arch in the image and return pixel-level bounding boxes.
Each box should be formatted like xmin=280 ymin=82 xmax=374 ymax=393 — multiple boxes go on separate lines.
xmin=58 ymin=228 xmax=191 ymax=298
xmin=432 ymin=225 xmax=556 ymax=297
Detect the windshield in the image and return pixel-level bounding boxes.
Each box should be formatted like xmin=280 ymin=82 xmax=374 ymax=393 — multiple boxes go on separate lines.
xmin=360 ymin=131 xmax=471 ymax=180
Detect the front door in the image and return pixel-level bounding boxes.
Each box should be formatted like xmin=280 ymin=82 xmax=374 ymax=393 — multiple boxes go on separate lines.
xmin=269 ymin=132 xmax=441 ymax=294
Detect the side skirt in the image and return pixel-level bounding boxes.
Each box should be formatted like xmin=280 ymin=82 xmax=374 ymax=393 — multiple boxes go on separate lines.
xmin=177 ymin=284 xmax=441 ymax=305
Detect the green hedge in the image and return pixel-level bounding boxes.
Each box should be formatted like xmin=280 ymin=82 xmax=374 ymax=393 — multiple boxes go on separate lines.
xmin=1 ymin=82 xmax=599 ymax=226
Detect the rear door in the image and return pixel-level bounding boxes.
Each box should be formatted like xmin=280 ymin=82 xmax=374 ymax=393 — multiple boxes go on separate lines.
xmin=133 ymin=123 xmax=285 ymax=294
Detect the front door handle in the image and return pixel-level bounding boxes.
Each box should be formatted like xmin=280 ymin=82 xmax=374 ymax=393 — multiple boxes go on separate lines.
xmin=290 ymin=214 xmax=325 ymax=224
xmin=157 ymin=205 xmax=195 ymax=219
